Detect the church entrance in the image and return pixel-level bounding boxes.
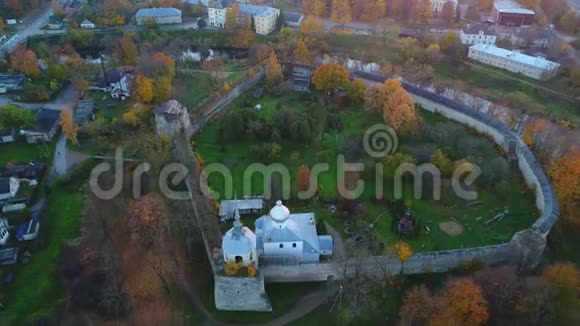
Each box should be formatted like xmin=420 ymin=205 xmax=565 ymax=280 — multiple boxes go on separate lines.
xmin=235 ymin=256 xmax=243 ymax=264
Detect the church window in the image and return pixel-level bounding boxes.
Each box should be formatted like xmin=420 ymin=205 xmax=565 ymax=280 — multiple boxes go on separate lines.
xmin=279 ymin=243 xmax=283 ymax=248
xmin=292 ymin=243 xmax=297 ymax=248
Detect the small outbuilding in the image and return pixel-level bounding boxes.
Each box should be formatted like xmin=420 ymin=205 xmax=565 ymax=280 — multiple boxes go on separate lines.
xmin=80 ymin=19 xmax=96 ymax=29
xmin=21 ymin=108 xmax=60 ymax=144
xmin=154 ymin=99 xmax=192 ymax=138
xmin=219 ymin=198 xmax=264 ymax=222
xmin=0 ymin=128 xmax=15 ymax=144
xmin=0 ymin=177 xmax=19 ymax=201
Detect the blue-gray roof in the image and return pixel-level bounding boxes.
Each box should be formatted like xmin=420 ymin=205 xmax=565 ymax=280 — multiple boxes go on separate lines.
xmin=318 ymin=235 xmax=333 ymax=254
xmin=136 ymin=8 xmax=182 ymax=18
xmin=239 ymin=4 xmax=277 ymax=17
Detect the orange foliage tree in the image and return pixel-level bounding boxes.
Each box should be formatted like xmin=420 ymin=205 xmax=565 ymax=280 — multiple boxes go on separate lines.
xmin=331 ymin=0 xmax=352 ymax=24
xmin=433 ymin=279 xmax=489 ymax=326
xmin=120 ymin=36 xmax=138 ymax=65
xmin=400 ymin=285 xmax=438 ymax=325
xmin=365 ymin=79 xmax=419 ymax=133
xmin=60 ymin=108 xmax=79 ymax=145
xmin=265 ymin=52 xmax=283 ymax=82
xmin=10 ymin=48 xmax=40 ymax=78
xmin=297 ymin=164 xmax=311 ymax=191
xmin=311 ymin=62 xmax=349 ymax=92
xmin=293 ymin=40 xmax=311 ymax=65
xmin=548 ymin=149 xmax=580 ymax=224
xmin=346 ymin=78 xmax=367 ymax=104
xmin=134 ymin=75 xmax=154 ymax=104
xmin=522 ymin=118 xmax=549 ymax=147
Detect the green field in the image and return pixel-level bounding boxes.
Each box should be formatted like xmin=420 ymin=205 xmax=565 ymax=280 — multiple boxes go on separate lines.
xmin=0 ymin=138 xmax=55 ymax=166
xmin=0 ymin=163 xmax=90 ymax=324
xmin=196 ymin=92 xmax=537 ymax=251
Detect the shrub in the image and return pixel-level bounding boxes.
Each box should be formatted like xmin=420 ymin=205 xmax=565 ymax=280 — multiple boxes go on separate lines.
xmin=224 ymin=261 xmax=239 ymax=276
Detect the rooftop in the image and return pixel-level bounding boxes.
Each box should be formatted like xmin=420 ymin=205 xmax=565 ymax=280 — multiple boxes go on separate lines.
xmin=282 ymin=12 xmax=303 ymax=23
xmin=0 ymin=74 xmax=25 ymax=84
xmin=135 ymin=7 xmax=182 ymax=18
xmin=238 ymin=4 xmax=278 ymax=17
xmin=470 ymin=44 xmax=559 ymax=70
xmin=32 ymin=108 xmax=60 ymax=133
xmin=154 ymin=99 xmax=186 ymax=116
xmin=462 ymin=23 xmax=497 ymax=36
xmin=493 ymin=0 xmax=535 ymax=15
xmin=219 ymin=198 xmax=264 ymax=216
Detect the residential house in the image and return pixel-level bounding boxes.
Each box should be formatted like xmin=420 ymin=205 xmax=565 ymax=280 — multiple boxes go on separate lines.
xmin=290 ymin=65 xmax=313 ymax=92
xmin=111 ymin=73 xmax=134 ymax=99
xmin=510 ymin=28 xmax=555 ymax=48
xmin=16 ymin=211 xmax=40 ymax=241
xmin=0 ymin=218 xmax=10 ymax=245
xmin=0 ymin=129 xmax=14 ymax=144
xmin=0 ymin=246 xmax=19 ymax=265
xmin=0 ymin=177 xmax=19 ymax=201
xmin=208 ymin=0 xmax=228 ymax=28
xmin=282 ymin=12 xmax=303 ymax=28
xmin=208 ymin=1 xmax=280 ymax=35
xmin=80 ymin=19 xmax=96 ymax=29
xmin=153 ymin=99 xmax=193 ymax=138
xmin=219 ymin=198 xmax=264 ymax=222
xmin=0 ymin=74 xmax=25 ymax=93
xmin=238 ymin=4 xmax=280 ymax=35
xmin=460 ymin=24 xmax=498 ymax=45
xmin=135 ymin=8 xmax=183 ymax=25
xmin=468 ymin=43 xmax=560 ymax=80
xmin=21 ymin=108 xmax=60 ymax=144
xmin=74 ymin=100 xmax=95 ymax=124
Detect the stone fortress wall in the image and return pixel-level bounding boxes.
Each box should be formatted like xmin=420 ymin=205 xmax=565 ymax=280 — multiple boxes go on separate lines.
xmin=261 ymin=72 xmax=560 ymax=283
xmin=180 ymin=69 xmax=560 ymax=310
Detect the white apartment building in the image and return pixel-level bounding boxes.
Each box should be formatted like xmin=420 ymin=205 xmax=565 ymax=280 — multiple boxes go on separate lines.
xmin=208 ymin=0 xmax=280 ymax=35
xmin=468 ymin=44 xmax=560 ymax=80
xmin=460 ymin=24 xmax=497 ymax=45
xmin=208 ymin=0 xmax=228 ymax=28
xmin=430 ymin=0 xmax=458 ymax=13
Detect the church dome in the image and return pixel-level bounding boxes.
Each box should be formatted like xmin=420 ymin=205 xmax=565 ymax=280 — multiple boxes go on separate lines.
xmin=269 ymin=200 xmax=290 ymax=223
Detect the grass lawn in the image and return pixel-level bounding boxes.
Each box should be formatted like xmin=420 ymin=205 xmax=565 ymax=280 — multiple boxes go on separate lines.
xmin=0 ymin=183 xmax=84 ymax=324
xmin=433 ymin=61 xmax=580 ymax=126
xmin=0 ymin=138 xmax=55 ymax=166
xmin=173 ymin=71 xmax=213 ymax=113
xmin=196 ymin=92 xmax=537 ymax=251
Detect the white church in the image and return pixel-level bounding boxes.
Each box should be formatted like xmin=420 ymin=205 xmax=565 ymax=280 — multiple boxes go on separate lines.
xmin=222 ymin=201 xmax=333 ymax=266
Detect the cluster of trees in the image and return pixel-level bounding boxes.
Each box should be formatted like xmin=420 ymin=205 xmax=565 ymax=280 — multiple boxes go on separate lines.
xmin=304 ymin=0 xmax=459 ymax=25
xmin=400 ymin=263 xmax=580 ymax=325
xmin=220 ymin=101 xmax=327 ymax=149
xmin=366 ymin=79 xmax=418 ymax=134
xmin=0 ymin=105 xmax=35 ymax=129
xmin=7 ymin=45 xmax=72 ymax=101
xmin=134 ymin=51 xmax=176 ymax=104
xmin=0 ymin=0 xmax=46 ymax=18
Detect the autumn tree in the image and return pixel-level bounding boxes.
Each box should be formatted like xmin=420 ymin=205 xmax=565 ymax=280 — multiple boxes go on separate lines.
xmin=202 ymin=57 xmax=225 ymax=92
xmin=311 ymin=63 xmax=349 ymax=92
xmin=233 ymin=19 xmax=256 ymax=48
xmin=297 ymin=164 xmax=311 ymax=191
xmin=299 ymin=16 xmax=326 ymax=53
xmin=225 ymin=2 xmax=240 ymax=31
xmin=548 ymin=149 xmax=580 ymax=224
xmin=522 ymin=118 xmax=549 ymax=147
xmin=465 ymin=4 xmax=481 ymax=22
xmin=441 ymin=1 xmax=456 ymax=24
xmin=400 ymin=285 xmax=438 ymax=325
xmin=10 ymin=48 xmax=40 ymax=78
xmin=128 ymin=193 xmax=167 ymax=248
xmin=391 ymin=0 xmax=406 ymax=19
xmin=346 ymin=78 xmax=367 ymax=104
xmin=0 ymin=105 xmax=35 ymax=129
xmin=134 ymin=75 xmax=154 ymax=104
xmin=72 ymin=75 xmax=89 ymax=93
xmin=433 ymin=279 xmax=489 ymax=326
xmin=418 ymin=0 xmax=433 ymax=23
xmin=154 ymin=78 xmax=172 ymax=103
xmin=430 ymin=149 xmax=453 ymax=176
xmin=558 ymin=10 xmax=579 ymax=34
xmin=313 ymin=0 xmax=328 ymax=17
xmin=60 ymin=108 xmax=80 ymax=145
xmin=331 ymin=0 xmax=352 ymax=24
xmin=265 ymin=52 xmax=283 ymax=82
xmin=478 ymin=0 xmax=493 ymax=10
xmin=542 ymin=262 xmax=580 ymax=324
xmin=425 ymin=43 xmax=442 ymax=63
xmin=365 ymin=79 xmax=419 ymax=133
xmin=293 ymin=40 xmax=311 ymax=64
xmin=120 ymin=36 xmax=138 ymax=66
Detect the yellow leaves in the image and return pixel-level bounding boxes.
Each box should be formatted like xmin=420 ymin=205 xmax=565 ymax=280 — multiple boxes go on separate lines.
xmin=522 ymin=118 xmax=549 ymax=147
xmin=435 ymin=279 xmax=489 ymax=326
xmin=223 ymin=82 xmax=231 ymax=93
xmin=59 ymin=108 xmax=79 ymax=145
xmin=543 ymin=262 xmax=579 ymax=289
xmin=365 ymin=79 xmax=418 ymax=134
xmin=265 ymin=52 xmax=282 ymax=82
xmin=390 ymin=241 xmax=413 ymax=262
xmin=312 ymin=62 xmax=349 ymax=92
xmin=224 ymin=261 xmax=239 ymax=276
xmin=247 ymin=264 xmax=257 ymax=278
xmin=430 ymin=149 xmax=453 ymax=177
xmin=548 ymin=149 xmax=580 ymax=224
xmin=293 ymin=40 xmax=311 ymax=65
xmin=134 ymin=75 xmax=154 ymax=104
xmin=346 ymin=78 xmax=367 ymax=104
